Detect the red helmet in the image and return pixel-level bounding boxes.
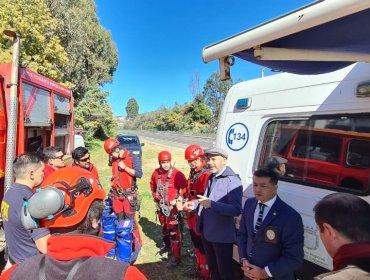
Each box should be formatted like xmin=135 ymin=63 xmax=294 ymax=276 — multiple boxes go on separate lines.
xmin=185 ymin=144 xmax=204 ymax=161
xmin=158 ymin=151 xmax=171 ymax=162
xmin=104 ymin=138 xmax=120 ymax=154
xmin=38 ymin=166 xmax=106 ymax=228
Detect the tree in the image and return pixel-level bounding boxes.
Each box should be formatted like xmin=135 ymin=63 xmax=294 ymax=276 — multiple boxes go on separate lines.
xmin=189 ymin=70 xmax=202 ymax=100
xmin=45 ymin=0 xmax=118 ymax=103
xmin=0 ymin=0 xmax=69 ymax=80
xmin=0 ymin=0 xmax=118 ymax=143
xmin=201 ymin=72 xmax=234 ymax=124
xmin=45 ymin=0 xmax=118 ymax=140
xmin=125 ymin=98 xmax=139 ymax=119
xmin=191 ymin=101 xmax=212 ymax=124
xmin=74 ymin=86 xmax=117 ymax=142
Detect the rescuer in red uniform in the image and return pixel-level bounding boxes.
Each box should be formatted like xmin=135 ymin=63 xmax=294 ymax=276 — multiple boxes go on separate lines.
xmin=103 ymin=138 xmax=143 ymax=259
xmin=150 ymin=151 xmax=187 ymax=268
xmin=42 ymin=146 xmax=65 ymax=180
xmin=0 ymin=166 xmax=147 ymax=280
xmin=183 ymin=144 xmax=211 ymax=279
xmin=72 ymin=146 xmax=100 ymax=180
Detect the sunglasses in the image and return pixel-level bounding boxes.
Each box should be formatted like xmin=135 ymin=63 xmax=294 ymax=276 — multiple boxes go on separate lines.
xmin=78 ymin=156 xmax=90 ymax=162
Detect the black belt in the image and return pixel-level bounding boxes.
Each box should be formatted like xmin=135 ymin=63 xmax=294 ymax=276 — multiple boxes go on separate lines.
xmin=111 ymin=187 xmax=133 ymax=196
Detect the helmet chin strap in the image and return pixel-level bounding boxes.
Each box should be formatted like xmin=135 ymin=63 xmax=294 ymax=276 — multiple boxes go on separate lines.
xmin=194 ymin=159 xmax=206 ymax=172
xmin=120 ymin=148 xmax=129 ymax=159
xmin=160 ymin=164 xmax=171 ymax=172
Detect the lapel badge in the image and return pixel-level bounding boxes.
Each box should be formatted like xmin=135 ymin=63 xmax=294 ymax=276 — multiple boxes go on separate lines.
xmin=264 ymin=226 xmax=279 ymax=244
xmin=266 ymin=229 xmax=275 ymax=240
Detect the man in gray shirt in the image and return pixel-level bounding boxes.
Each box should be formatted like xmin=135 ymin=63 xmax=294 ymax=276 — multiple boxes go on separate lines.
xmin=1 ymin=153 xmax=50 ymax=266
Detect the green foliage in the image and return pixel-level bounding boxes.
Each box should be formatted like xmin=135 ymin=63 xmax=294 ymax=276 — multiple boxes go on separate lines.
xmin=201 ymin=72 xmax=234 ymax=124
xmin=155 ymin=109 xmax=183 ymax=131
xmin=125 ymin=98 xmax=139 ymax=119
xmin=124 ymin=72 xmax=236 ymax=133
xmin=124 ymin=112 xmax=158 ymax=130
xmin=187 ymin=100 xmax=212 ymax=124
xmin=0 ymin=0 xmax=68 ymax=80
xmin=45 ymin=0 xmax=118 ymax=102
xmin=74 ymin=86 xmax=117 ymax=143
xmin=123 ymin=101 xmax=213 ymax=134
xmin=0 ymin=0 xmax=118 ymax=143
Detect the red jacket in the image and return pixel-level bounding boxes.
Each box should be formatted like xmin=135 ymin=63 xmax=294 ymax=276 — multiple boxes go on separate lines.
xmin=72 ymin=162 xmax=100 ymax=180
xmin=43 ymin=163 xmax=55 ymax=181
xmin=185 ymin=166 xmax=210 ymax=200
xmin=89 ymin=163 xmax=100 ymax=180
xmin=111 ymin=153 xmax=134 ymax=190
xmin=150 ymin=167 xmax=187 ymax=202
xmin=0 ymin=235 xmax=147 ymax=280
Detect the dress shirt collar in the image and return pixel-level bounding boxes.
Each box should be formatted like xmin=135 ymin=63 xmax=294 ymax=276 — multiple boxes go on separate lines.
xmin=258 ymin=195 xmax=277 ymax=208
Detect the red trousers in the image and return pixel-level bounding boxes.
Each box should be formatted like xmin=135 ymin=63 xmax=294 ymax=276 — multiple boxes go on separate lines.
xmin=157 ymin=209 xmax=182 ymax=258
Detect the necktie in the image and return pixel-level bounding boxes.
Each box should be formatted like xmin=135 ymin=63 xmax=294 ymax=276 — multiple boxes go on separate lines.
xmin=254 ymin=203 xmax=265 ymax=234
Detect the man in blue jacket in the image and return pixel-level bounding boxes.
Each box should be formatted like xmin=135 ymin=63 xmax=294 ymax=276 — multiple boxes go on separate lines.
xmin=237 ymin=168 xmax=304 ymax=280
xmin=192 ymin=147 xmax=242 ymax=280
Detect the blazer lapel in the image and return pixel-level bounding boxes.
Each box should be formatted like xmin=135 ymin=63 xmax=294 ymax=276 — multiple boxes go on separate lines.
xmin=247 ymin=199 xmax=258 ymax=238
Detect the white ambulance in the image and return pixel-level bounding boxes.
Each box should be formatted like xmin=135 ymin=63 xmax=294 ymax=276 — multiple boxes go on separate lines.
xmin=202 ymin=1 xmax=370 ymax=279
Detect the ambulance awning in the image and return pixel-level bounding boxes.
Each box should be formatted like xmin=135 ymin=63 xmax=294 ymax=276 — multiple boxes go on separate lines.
xmin=202 ymin=0 xmax=370 ymax=75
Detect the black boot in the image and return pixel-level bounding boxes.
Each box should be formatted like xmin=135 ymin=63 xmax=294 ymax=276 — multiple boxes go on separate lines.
xmin=167 ymin=256 xmax=180 ymax=268
xmin=157 ymin=244 xmax=171 ymax=256
xmin=157 ymin=235 xmax=171 ymax=255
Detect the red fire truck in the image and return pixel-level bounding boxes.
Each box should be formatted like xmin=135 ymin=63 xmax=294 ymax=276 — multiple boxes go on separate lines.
xmin=0 ymin=63 xmax=75 ymax=190
xmin=0 ymin=31 xmax=74 ymax=202
xmin=0 ymin=31 xmax=75 ymax=257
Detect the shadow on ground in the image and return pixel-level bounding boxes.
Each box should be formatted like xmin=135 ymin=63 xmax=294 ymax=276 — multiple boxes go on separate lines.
xmin=138 ymin=216 xmax=243 ymax=280
xmin=139 ymin=216 xmax=164 ymax=250
xmin=136 ymin=259 xmax=243 ymax=280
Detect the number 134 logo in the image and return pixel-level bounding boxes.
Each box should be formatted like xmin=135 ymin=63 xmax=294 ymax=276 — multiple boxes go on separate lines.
xmin=226 ymin=123 xmax=249 ymax=151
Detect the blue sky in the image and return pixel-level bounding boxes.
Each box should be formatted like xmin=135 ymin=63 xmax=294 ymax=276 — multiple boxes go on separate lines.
xmin=95 ymin=0 xmax=312 ymax=116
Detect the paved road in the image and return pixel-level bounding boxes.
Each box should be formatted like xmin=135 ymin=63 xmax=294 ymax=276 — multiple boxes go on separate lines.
xmin=120 ymin=130 xmax=215 ymax=149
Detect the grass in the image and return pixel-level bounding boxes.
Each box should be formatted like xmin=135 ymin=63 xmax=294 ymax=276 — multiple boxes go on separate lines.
xmin=89 ymin=139 xmax=197 ymax=280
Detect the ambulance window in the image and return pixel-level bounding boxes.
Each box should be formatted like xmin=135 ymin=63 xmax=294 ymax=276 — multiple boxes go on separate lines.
xmin=258 ymin=115 xmax=370 ymax=192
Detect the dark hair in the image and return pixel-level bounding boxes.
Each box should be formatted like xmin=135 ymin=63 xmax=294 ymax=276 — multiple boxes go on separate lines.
xmin=43 ymin=146 xmax=63 ymax=162
xmin=253 ymin=168 xmax=278 ymax=185
xmin=51 ymin=200 xmax=104 ymax=235
xmin=266 ymin=157 xmax=281 ymax=170
xmin=72 ymin=146 xmax=88 ymax=160
xmin=77 ymin=200 xmax=104 ymax=232
xmin=267 ymin=161 xmax=278 ymax=170
xmin=13 ymin=153 xmax=42 ymax=178
xmin=314 ymin=193 xmax=370 ymax=242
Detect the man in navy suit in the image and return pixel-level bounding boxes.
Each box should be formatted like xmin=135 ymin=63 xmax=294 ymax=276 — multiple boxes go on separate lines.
xmin=187 ymin=147 xmax=242 ymax=280
xmin=237 ymin=168 xmax=304 ymax=280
